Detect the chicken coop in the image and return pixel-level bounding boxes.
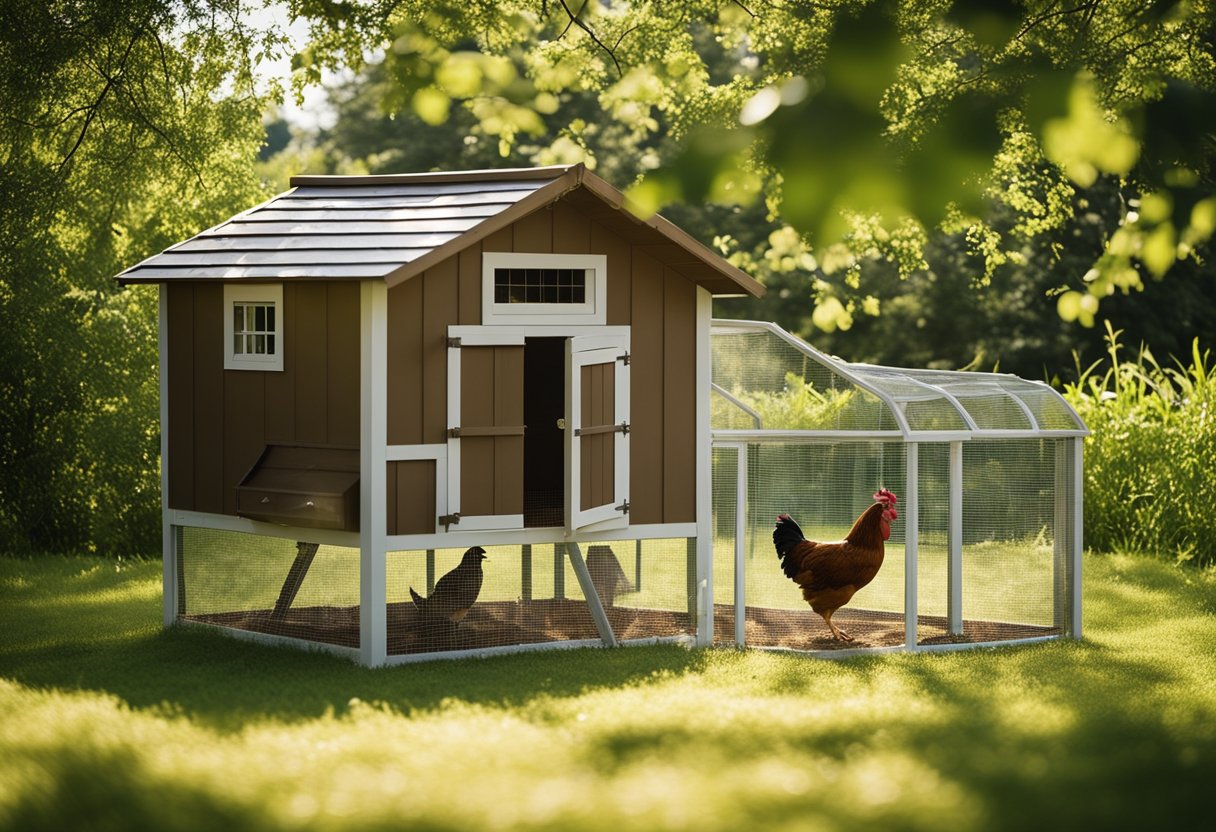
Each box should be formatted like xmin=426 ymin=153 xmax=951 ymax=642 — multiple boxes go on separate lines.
xmin=709 ymin=320 xmax=1087 ymax=655
xmin=117 ymin=164 xmax=764 ymax=666
xmin=117 ymin=163 xmax=1087 ymax=666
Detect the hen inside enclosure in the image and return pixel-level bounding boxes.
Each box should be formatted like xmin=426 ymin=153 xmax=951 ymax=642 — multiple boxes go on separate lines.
xmin=175 ymin=530 xmax=696 ymax=656
xmin=710 ymin=321 xmax=1085 ymax=653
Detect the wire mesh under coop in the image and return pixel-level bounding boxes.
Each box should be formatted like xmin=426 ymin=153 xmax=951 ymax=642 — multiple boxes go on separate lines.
xmin=710 ymin=320 xmax=1086 ymax=654
xmin=385 ymin=540 xmax=696 ymax=658
xmin=176 ymin=526 xmax=362 ymax=651
xmin=175 ymin=529 xmax=696 ymax=659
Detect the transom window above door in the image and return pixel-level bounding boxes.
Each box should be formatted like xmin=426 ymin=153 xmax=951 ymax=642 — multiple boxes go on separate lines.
xmin=482 ymin=252 xmax=606 ymax=325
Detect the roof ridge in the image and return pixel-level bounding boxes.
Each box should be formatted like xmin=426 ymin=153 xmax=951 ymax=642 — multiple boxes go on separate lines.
xmin=289 ymin=164 xmax=580 ymax=188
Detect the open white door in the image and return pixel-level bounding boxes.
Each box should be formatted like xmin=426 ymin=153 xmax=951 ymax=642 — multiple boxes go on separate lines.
xmin=445 ymin=332 xmax=527 ymax=532
xmin=566 ymin=333 xmax=630 ymax=532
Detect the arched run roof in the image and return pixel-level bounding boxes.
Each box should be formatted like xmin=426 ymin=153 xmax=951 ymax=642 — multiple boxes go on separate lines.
xmin=711 ymin=320 xmax=1087 ymax=439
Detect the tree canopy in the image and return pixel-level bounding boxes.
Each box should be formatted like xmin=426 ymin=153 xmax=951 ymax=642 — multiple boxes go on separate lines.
xmin=0 ymin=0 xmax=280 ymax=551
xmin=290 ymin=0 xmax=1216 ymax=332
xmin=2 ymin=0 xmax=1213 ymax=554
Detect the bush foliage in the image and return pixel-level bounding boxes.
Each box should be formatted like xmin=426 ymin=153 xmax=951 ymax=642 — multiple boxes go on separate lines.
xmin=1064 ymin=322 xmax=1216 ymax=567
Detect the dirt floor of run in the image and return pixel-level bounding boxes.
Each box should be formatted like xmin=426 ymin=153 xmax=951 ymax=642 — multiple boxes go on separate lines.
xmin=189 ymin=600 xmax=1059 ymax=656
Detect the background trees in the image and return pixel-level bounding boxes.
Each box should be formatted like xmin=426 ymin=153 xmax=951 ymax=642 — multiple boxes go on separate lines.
xmin=3 ymin=0 xmax=1213 ymax=553
xmin=0 ymin=1 xmax=278 ymax=552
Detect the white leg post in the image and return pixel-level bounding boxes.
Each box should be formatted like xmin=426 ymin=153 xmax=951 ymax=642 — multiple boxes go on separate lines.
xmin=734 ymin=443 xmax=748 ymax=647
xmin=158 ymin=284 xmax=177 ymax=627
xmin=904 ymin=442 xmax=919 ymax=649
xmin=360 ymin=280 xmax=388 ymax=667
xmin=1071 ymin=437 xmax=1084 ymax=639
xmin=695 ymin=287 xmax=714 ymax=647
xmin=948 ymin=441 xmax=963 ymax=635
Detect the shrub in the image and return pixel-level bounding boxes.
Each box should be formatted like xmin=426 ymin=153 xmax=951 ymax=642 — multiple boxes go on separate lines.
xmin=1063 ymin=322 xmax=1216 ymax=566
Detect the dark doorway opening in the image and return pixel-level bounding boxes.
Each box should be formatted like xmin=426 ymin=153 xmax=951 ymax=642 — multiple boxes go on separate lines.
xmin=524 ymin=337 xmax=565 ymax=527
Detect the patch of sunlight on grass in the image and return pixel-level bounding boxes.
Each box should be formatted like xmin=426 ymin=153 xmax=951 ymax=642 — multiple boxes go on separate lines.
xmin=3 ymin=551 xmax=1216 ymax=830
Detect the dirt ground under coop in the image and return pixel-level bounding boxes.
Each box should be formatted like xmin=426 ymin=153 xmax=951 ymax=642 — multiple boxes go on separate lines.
xmin=189 ymin=600 xmax=1058 ymax=655
xmin=189 ymin=599 xmax=697 ymax=656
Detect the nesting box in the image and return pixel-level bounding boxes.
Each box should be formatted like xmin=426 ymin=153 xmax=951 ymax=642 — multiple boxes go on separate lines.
xmin=117 ymin=165 xmax=1086 ymax=665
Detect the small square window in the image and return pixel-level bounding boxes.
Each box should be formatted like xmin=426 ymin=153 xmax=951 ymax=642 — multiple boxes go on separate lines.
xmin=224 ymin=284 xmax=284 ymax=371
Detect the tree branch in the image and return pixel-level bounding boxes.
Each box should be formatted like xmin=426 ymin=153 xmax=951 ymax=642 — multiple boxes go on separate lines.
xmin=57 ymin=18 xmax=151 ymax=179
xmin=557 ymin=0 xmax=624 ymax=77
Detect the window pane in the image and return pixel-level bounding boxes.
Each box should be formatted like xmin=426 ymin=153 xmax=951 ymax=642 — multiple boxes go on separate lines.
xmin=267 ymin=335 xmax=275 ymax=355
xmin=266 ymin=305 xmax=275 ymax=332
xmin=255 ymin=334 xmax=265 ymax=354
xmin=234 ymin=334 xmax=244 ymax=354
xmin=255 ymin=305 xmax=265 ymax=332
xmin=233 ymin=305 xmax=244 ymax=334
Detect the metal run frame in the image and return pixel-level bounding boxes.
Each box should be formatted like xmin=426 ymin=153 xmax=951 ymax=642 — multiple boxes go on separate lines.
xmin=714 ymin=434 xmax=1084 ymax=654
xmin=709 ymin=318 xmax=1086 ymax=654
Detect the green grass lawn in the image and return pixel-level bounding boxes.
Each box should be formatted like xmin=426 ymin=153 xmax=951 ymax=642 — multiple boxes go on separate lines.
xmin=2 ymin=551 xmax=1214 ymax=831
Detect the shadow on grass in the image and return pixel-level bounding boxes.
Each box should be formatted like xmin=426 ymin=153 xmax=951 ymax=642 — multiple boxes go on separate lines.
xmin=735 ymin=553 xmax=1216 ymax=830
xmin=0 ymin=554 xmax=709 ymax=729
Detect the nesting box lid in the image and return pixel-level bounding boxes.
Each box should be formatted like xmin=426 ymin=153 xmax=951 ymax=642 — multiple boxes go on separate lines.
xmin=236 ymin=444 xmax=359 ymax=531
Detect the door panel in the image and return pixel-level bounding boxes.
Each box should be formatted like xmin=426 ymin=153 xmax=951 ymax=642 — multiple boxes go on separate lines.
xmin=448 ymin=342 xmax=525 ymax=530
xmin=567 ymin=334 xmax=630 ymax=532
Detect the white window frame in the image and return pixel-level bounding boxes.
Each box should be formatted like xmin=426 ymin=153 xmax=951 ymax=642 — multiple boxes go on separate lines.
xmin=482 ymin=252 xmax=607 ymax=326
xmin=224 ymin=283 xmax=284 ymax=372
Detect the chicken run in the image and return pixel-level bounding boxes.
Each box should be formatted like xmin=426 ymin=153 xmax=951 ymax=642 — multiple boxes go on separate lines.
xmin=123 ymin=167 xmax=1085 ymax=664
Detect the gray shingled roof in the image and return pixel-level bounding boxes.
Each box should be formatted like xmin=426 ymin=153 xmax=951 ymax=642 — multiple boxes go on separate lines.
xmin=116 ymin=164 xmax=764 ymax=297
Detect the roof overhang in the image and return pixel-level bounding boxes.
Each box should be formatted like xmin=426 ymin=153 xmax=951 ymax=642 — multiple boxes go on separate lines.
xmin=116 ymin=164 xmax=764 ymax=299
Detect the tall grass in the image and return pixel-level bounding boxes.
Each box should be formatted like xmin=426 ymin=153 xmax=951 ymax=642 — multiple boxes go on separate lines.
xmin=1063 ymin=322 xmax=1216 ymax=566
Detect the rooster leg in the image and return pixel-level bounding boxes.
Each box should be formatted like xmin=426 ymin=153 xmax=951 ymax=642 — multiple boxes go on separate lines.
xmin=821 ymin=610 xmax=854 ymax=642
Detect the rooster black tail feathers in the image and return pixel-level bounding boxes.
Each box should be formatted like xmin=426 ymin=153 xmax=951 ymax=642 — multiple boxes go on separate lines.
xmin=773 ymin=513 xmax=806 ymax=563
xmin=409 ymin=587 xmax=426 ymax=609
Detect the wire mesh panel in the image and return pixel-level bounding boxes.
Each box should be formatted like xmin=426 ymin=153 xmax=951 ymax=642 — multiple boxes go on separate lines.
xmin=912 ymin=443 xmax=953 ymax=644
xmin=711 ymin=446 xmax=741 ymax=644
xmin=958 ymin=439 xmax=1065 ymax=641
xmin=714 ymin=440 xmax=908 ymax=651
xmin=711 ymin=328 xmax=899 ymax=431
xmin=385 ymin=539 xmax=694 ymax=656
xmin=177 ymin=527 xmax=361 ymax=649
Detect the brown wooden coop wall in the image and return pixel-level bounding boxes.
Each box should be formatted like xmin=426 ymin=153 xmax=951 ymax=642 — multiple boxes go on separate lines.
xmin=165 ymin=281 xmax=360 ymax=516
xmin=385 ymin=198 xmax=699 ymax=529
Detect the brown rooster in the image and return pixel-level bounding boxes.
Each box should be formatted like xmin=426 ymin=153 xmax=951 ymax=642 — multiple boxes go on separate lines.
xmin=773 ymin=490 xmax=899 ymax=642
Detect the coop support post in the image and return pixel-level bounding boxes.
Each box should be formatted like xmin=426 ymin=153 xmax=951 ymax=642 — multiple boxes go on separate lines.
xmin=1071 ymin=437 xmax=1084 ymax=638
xmin=695 ymin=286 xmax=715 ymax=647
xmin=566 ymin=542 xmax=618 ymax=647
xmin=359 ymin=280 xmax=389 ymax=667
xmin=554 ymin=543 xmax=565 ymax=599
xmin=158 ymin=283 xmax=177 ymax=628
xmin=904 ymin=442 xmax=920 ymax=649
xmin=734 ymin=443 xmax=748 ymax=647
xmin=948 ymin=441 xmax=963 ymax=635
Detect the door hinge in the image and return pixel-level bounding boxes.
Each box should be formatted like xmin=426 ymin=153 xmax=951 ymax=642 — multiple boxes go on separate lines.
xmin=447 ymin=337 xmax=462 ymax=349
xmin=447 ymin=427 xmax=460 ymax=438
xmin=615 ymin=500 xmax=630 ymax=514
xmin=618 ymin=351 xmax=630 ymax=366
xmin=619 ymin=420 xmax=630 ymax=435
xmin=439 ymin=513 xmax=460 ymax=529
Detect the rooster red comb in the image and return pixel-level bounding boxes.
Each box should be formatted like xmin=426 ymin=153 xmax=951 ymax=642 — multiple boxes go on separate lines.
xmin=873 ymin=488 xmax=897 ymax=505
